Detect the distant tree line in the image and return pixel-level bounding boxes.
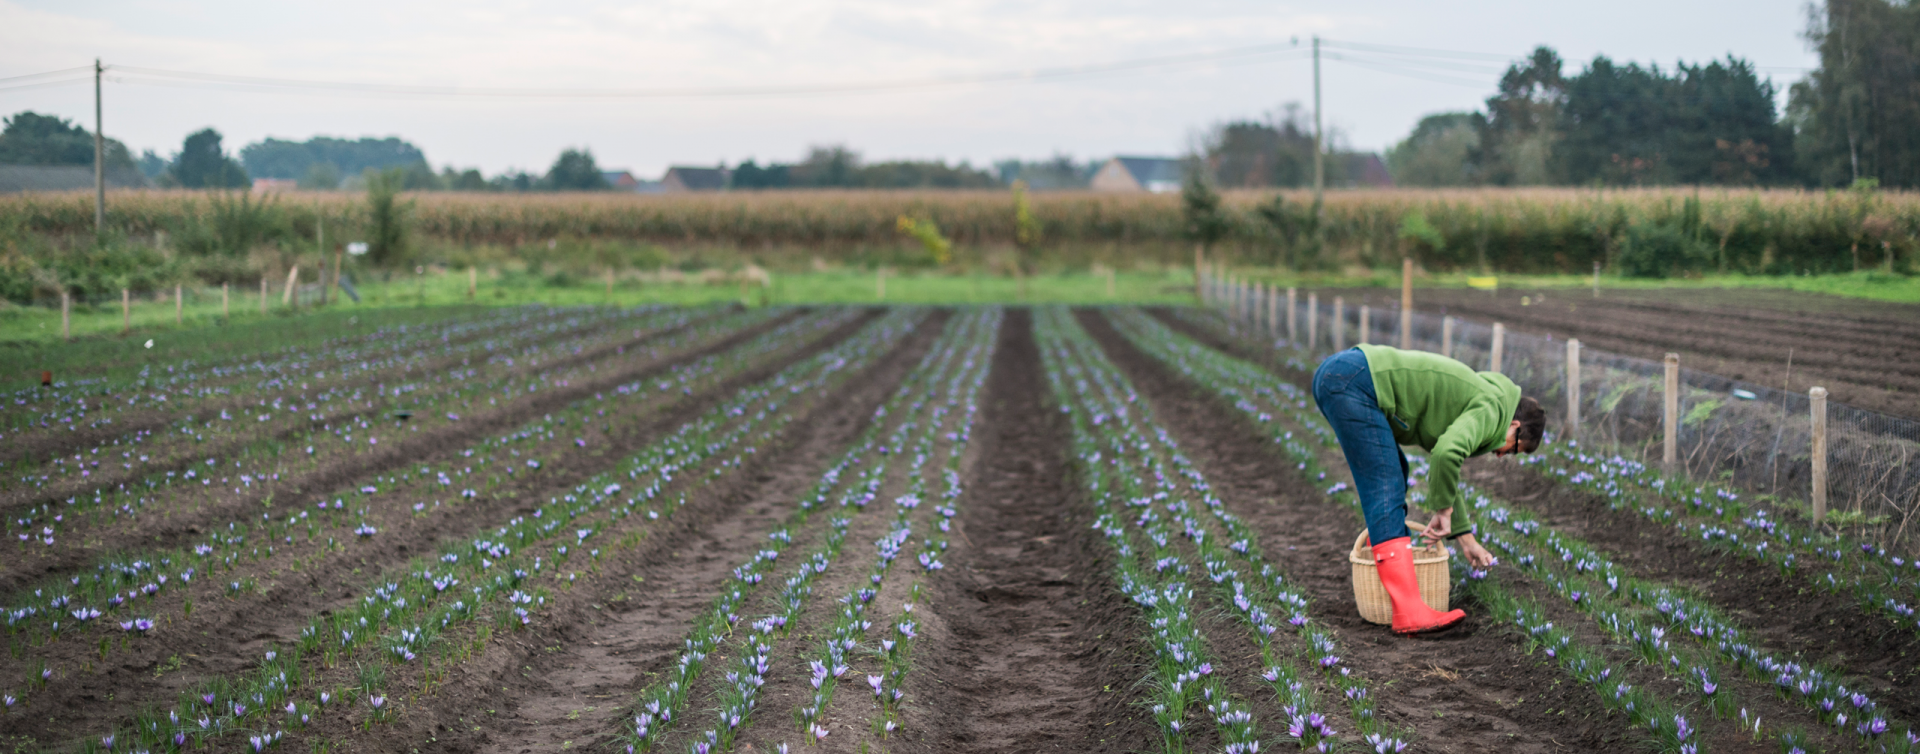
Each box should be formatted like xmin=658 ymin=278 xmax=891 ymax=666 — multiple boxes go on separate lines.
xmin=730 ymin=146 xmax=997 ymax=190
xmin=1387 ymin=0 xmax=1920 ymax=188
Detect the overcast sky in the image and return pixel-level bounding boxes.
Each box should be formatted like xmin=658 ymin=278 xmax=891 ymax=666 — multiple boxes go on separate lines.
xmin=0 ymin=0 xmax=1819 ymax=179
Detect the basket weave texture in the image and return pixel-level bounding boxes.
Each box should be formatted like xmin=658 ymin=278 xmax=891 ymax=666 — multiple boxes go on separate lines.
xmin=1349 ymin=522 xmax=1452 ymax=625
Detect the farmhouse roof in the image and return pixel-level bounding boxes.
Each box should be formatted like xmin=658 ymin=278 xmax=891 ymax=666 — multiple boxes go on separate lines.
xmin=0 ymin=164 xmax=149 ymax=193
xmin=661 ymin=166 xmax=729 ymax=192
xmin=601 ymin=170 xmax=640 ymax=190
xmin=1091 ymin=156 xmax=1185 ymax=193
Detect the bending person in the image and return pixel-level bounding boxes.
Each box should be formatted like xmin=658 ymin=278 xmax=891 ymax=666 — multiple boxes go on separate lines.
xmin=1311 ymin=344 xmax=1545 ymax=635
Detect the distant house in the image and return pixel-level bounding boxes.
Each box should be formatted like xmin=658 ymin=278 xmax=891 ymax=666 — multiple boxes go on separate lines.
xmin=601 ymin=171 xmax=640 ymax=190
xmin=1342 ymin=153 xmax=1395 ymax=188
xmin=661 ymin=166 xmax=730 ymax=193
xmin=252 ymin=178 xmax=298 ymax=192
xmin=1091 ymin=156 xmax=1185 ymax=193
xmin=0 ymin=165 xmax=148 ymax=193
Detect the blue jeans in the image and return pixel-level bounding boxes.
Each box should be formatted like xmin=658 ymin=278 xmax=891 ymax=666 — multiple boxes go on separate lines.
xmin=1312 ymin=349 xmax=1412 ymax=546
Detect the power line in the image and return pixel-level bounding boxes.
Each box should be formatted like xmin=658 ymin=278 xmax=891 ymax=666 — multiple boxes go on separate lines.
xmin=83 ymin=45 xmax=1310 ymax=101
xmin=0 ymin=66 xmax=93 ymax=85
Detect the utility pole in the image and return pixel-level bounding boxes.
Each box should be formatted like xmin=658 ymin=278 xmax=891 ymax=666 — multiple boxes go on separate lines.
xmin=94 ymin=58 xmax=105 ymax=234
xmin=1312 ymin=36 xmax=1324 ymax=203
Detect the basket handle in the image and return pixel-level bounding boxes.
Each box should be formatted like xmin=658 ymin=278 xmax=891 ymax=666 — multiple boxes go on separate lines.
xmin=1352 ymin=520 xmax=1432 ymax=558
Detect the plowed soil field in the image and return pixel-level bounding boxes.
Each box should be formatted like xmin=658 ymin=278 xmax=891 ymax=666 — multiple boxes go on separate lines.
xmin=3 ymin=302 xmax=1913 ymax=754
xmin=1328 ymin=286 xmax=1920 ymax=418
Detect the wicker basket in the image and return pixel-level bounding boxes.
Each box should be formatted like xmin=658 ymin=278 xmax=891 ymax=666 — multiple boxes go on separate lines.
xmin=1349 ymin=522 xmax=1452 ymax=625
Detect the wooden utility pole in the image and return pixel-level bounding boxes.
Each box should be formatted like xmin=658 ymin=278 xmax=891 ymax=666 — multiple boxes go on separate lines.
xmin=1312 ymin=36 xmax=1324 ymax=203
xmin=1400 ymin=258 xmax=1414 ymax=350
xmin=1566 ymin=339 xmax=1581 ymax=436
xmin=1810 ymin=386 xmax=1828 ymax=523
xmin=94 ymin=59 xmax=105 ymax=234
xmin=1663 ymin=353 xmax=1681 ymax=471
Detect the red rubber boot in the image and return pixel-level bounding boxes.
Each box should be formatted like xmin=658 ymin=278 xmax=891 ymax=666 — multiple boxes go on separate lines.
xmin=1372 ymin=537 xmax=1466 ymax=635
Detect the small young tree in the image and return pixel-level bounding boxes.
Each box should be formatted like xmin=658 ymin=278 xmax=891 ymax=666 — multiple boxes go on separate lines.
xmin=1012 ymin=180 xmax=1042 ymax=295
xmin=1182 ymin=169 xmax=1231 ymax=298
xmin=365 ymin=168 xmax=413 ymax=266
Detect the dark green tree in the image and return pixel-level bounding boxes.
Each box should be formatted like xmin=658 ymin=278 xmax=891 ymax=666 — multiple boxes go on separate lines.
xmin=169 ymin=128 xmax=249 ymax=188
xmin=1386 ymin=112 xmax=1484 ymax=186
xmin=544 ymin=148 xmax=609 ymax=191
xmin=791 ymin=145 xmax=860 ymax=187
xmin=1473 ymin=47 xmax=1567 ymax=185
xmin=1201 ymin=104 xmax=1320 ymax=188
xmin=0 ymin=111 xmax=137 ymax=169
xmin=730 ymin=159 xmax=790 ymax=189
xmin=240 ymin=136 xmax=429 ymax=180
xmin=1790 ymin=0 xmax=1920 ymax=187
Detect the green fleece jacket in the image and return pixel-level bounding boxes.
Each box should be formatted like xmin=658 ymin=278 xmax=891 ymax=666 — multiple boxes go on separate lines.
xmin=1356 ymin=344 xmax=1521 ymax=536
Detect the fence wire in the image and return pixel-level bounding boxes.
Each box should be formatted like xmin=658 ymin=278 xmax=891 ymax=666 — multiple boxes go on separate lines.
xmin=1203 ymin=278 xmax=1920 ymax=556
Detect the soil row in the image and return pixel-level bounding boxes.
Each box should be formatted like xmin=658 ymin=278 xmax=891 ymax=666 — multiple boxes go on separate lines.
xmin=1328 ymin=286 xmax=1920 ymax=418
xmin=0 ymin=309 xmax=875 ymax=749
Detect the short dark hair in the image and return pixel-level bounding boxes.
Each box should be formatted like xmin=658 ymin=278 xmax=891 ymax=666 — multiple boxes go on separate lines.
xmin=1513 ymin=396 xmax=1546 ymax=452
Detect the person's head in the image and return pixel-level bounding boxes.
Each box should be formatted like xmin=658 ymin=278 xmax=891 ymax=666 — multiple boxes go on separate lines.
xmin=1494 ymin=396 xmax=1547 ymax=456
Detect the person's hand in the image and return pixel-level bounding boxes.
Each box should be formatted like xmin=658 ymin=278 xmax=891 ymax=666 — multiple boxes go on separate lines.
xmin=1422 ymin=509 xmax=1452 ymax=540
xmin=1457 ymin=534 xmax=1495 ymax=569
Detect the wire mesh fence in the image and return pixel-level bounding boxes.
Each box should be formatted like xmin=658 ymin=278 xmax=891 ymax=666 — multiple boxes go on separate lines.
xmin=1201 ymin=276 xmax=1920 ymax=556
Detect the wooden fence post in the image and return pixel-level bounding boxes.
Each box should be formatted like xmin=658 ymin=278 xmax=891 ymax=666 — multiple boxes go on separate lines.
xmin=1810 ymin=386 xmax=1828 ymax=524
xmin=1307 ymin=292 xmax=1318 ymax=351
xmin=1358 ymin=305 xmax=1370 ymax=345
xmin=175 ymin=284 xmax=183 ymax=325
xmin=1400 ymin=257 xmax=1414 ymax=350
xmin=1593 ymin=261 xmax=1601 ymax=298
xmin=121 ymin=288 xmax=130 ymax=334
xmin=222 ymin=282 xmax=229 ymax=319
xmin=1490 ymin=323 xmax=1505 ymax=373
xmin=316 ymin=210 xmax=326 ymax=305
xmin=61 ymin=290 xmax=71 ymax=341
xmin=1566 ymin=339 xmax=1581 ymax=437
xmin=260 ymin=276 xmax=268 ymax=315
xmin=1194 ymin=246 xmax=1204 ymax=303
xmin=1286 ymin=287 xmax=1298 ymax=344
xmin=1266 ymin=283 xmax=1277 ymax=336
xmin=1332 ymin=296 xmax=1345 ymax=351
xmin=1663 ymin=353 xmax=1680 ymax=471
xmin=283 ymin=266 xmax=300 ymax=308
xmin=1441 ymin=316 xmax=1454 ymax=358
